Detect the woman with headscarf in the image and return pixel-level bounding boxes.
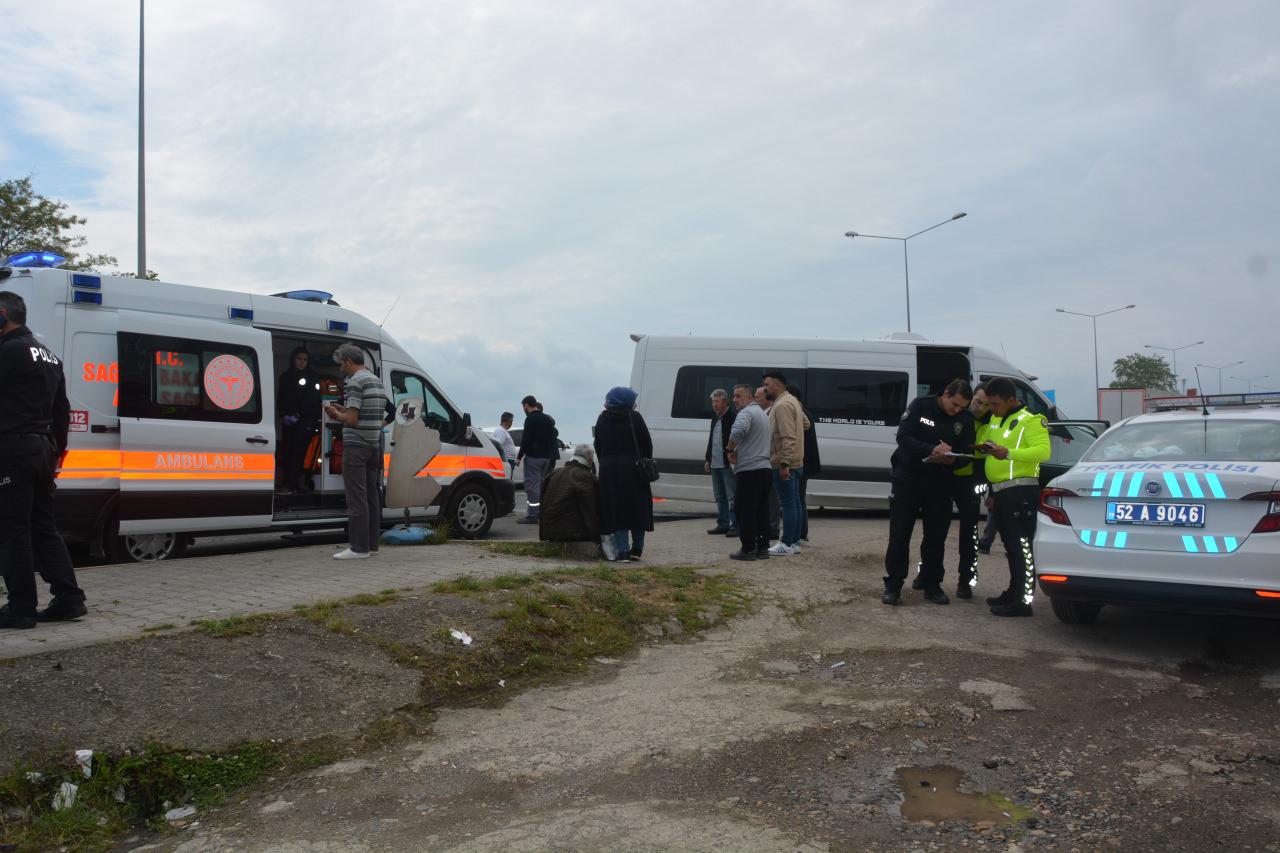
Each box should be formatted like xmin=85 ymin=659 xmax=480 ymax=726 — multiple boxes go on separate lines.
xmin=277 ymin=346 xmax=322 ymax=492
xmin=593 ymin=386 xmax=654 ymax=562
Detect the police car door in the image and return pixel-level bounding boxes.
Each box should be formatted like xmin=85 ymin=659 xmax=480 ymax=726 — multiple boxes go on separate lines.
xmin=115 ymin=311 xmax=275 ymax=533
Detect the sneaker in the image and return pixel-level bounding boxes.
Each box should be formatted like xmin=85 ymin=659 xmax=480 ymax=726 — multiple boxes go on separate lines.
xmin=729 ymin=549 xmax=757 ymax=561
xmin=767 ymin=543 xmax=798 ymax=556
xmin=990 ymin=602 xmax=1034 ymax=617
xmin=707 ymin=526 xmax=730 ymax=535
xmin=923 ymin=587 xmax=950 ymax=605
xmin=955 ymin=583 xmax=974 ymax=600
xmin=881 ymin=589 xmax=901 ymax=606
xmin=614 ymin=554 xmax=631 ymax=563
xmin=755 ymin=548 xmax=771 ymax=560
xmin=797 ymin=538 xmax=811 ymax=547
xmin=629 ymin=554 xmax=642 ymax=562
xmin=36 ymin=598 xmax=88 ymax=622
xmin=0 ymin=605 xmax=37 ymax=630
xmin=333 ymin=548 xmax=371 ymax=560
xmin=724 ymin=527 xmax=740 ymax=537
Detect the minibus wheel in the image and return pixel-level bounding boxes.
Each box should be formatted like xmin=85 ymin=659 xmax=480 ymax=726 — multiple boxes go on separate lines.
xmin=445 ymin=482 xmax=494 ymax=539
xmin=105 ymin=520 xmax=189 ymax=563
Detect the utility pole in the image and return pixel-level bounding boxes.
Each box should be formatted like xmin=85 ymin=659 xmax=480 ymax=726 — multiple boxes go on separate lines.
xmin=137 ymin=0 xmax=147 ymax=278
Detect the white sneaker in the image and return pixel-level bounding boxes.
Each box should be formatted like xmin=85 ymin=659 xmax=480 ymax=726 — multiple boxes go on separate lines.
xmin=767 ymin=542 xmax=798 ymax=556
xmin=797 ymin=538 xmax=811 ymax=547
xmin=333 ymin=548 xmax=371 ymax=560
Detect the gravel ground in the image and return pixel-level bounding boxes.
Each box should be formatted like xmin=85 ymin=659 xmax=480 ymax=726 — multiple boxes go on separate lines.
xmin=7 ymin=514 xmax=1280 ymax=852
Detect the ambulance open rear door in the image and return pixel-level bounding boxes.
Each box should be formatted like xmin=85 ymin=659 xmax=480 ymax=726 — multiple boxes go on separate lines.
xmin=114 ymin=311 xmax=276 ymax=534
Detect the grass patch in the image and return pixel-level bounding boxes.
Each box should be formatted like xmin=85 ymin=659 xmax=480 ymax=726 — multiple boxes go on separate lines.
xmin=191 ymin=613 xmax=280 ymax=638
xmin=428 ymin=521 xmax=451 ymax=545
xmin=0 ymin=742 xmax=284 ymax=851
xmin=415 ymin=565 xmax=753 ymax=705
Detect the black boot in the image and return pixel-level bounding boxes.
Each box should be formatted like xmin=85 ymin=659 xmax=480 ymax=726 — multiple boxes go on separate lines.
xmin=985 ymin=590 xmax=1014 ymax=607
xmin=881 ymin=588 xmax=901 ymax=606
xmin=955 ymin=582 xmax=973 ymax=600
xmin=0 ymin=605 xmax=37 ymax=630
xmin=990 ymin=602 xmax=1034 ymax=617
xmin=923 ymin=586 xmax=950 ymax=605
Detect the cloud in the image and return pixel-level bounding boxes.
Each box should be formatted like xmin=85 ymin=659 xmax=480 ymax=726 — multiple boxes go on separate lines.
xmin=3 ymin=0 xmax=1278 ymax=420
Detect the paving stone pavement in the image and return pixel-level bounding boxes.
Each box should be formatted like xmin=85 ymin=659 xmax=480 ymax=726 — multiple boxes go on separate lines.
xmin=0 ymin=513 xmax=895 ymax=661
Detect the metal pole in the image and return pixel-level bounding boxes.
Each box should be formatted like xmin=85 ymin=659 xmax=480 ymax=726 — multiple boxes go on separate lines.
xmin=902 ymin=240 xmax=911 ymax=333
xmin=137 ymin=0 xmax=146 ymax=278
xmin=1092 ymin=316 xmax=1100 ymax=418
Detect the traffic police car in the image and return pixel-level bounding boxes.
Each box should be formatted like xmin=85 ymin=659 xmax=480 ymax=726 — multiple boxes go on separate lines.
xmin=1035 ymin=405 xmax=1280 ymax=623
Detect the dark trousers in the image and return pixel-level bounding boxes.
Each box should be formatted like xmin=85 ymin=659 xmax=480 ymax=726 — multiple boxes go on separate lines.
xmin=884 ymin=476 xmax=953 ymax=591
xmin=734 ymin=468 xmax=773 ymax=553
xmin=0 ymin=436 xmax=84 ymax=617
xmin=342 ymin=443 xmax=383 ymax=554
xmin=954 ymin=477 xmax=984 ymax=587
xmin=993 ymin=484 xmax=1040 ymax=604
xmin=768 ymin=484 xmax=780 ymax=537
xmin=281 ymin=424 xmax=317 ymax=488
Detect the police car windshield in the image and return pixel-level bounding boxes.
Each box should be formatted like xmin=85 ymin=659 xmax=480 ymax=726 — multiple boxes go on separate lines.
xmin=1082 ymin=419 xmax=1280 ymax=463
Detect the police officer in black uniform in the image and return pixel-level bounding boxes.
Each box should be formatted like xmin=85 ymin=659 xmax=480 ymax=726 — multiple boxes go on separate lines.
xmin=882 ymin=378 xmax=972 ymax=606
xmin=0 ymin=290 xmax=87 ymax=629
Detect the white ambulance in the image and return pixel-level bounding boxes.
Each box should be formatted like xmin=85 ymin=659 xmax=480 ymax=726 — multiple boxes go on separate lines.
xmin=0 ymin=255 xmax=513 ymax=562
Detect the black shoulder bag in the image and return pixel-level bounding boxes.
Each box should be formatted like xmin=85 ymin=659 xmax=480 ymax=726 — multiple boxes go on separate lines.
xmin=629 ymin=412 xmax=660 ymax=483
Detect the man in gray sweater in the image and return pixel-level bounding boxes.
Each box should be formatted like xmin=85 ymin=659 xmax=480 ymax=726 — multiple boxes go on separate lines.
xmin=725 ymin=383 xmax=773 ymax=561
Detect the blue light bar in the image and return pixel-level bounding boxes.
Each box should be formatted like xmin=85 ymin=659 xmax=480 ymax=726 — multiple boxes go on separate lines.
xmin=228 ymin=307 xmax=255 ymax=321
xmin=71 ymin=273 xmax=101 ymax=289
xmin=275 ymin=289 xmax=334 ymax=302
xmin=73 ymin=291 xmax=103 ymax=305
xmin=4 ymin=251 xmax=69 ymax=268
xmin=328 ymin=320 xmax=349 ymax=332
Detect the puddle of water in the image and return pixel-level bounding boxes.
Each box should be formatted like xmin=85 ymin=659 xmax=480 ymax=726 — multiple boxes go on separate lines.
xmin=896 ymin=765 xmax=1014 ymax=824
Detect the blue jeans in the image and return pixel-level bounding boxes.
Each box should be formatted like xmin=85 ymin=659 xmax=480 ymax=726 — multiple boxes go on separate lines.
xmin=612 ymin=528 xmax=646 ymax=558
xmin=709 ymin=466 xmax=736 ymax=528
xmin=798 ymin=472 xmax=810 ymax=541
xmin=773 ymin=466 xmax=804 ymax=546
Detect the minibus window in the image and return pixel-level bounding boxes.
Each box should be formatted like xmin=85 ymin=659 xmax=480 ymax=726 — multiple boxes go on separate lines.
xmin=807 ymin=368 xmax=909 ymax=427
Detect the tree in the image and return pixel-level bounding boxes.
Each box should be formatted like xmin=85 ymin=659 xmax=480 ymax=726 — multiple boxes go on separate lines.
xmin=1111 ymin=353 xmax=1176 ymax=391
xmin=0 ymin=176 xmax=118 ymax=272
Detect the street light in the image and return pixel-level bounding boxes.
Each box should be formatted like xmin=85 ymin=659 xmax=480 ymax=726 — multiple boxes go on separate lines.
xmin=1228 ymin=374 xmax=1268 ymax=394
xmin=1143 ymin=340 xmax=1204 ymax=391
xmin=844 ymin=212 xmax=967 ymax=333
xmin=1055 ymin=304 xmax=1137 ymax=417
xmin=1195 ymin=361 xmax=1244 ymax=395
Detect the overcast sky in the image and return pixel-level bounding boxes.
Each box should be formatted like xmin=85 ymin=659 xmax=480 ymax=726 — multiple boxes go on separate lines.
xmin=4 ymin=0 xmax=1278 ymax=438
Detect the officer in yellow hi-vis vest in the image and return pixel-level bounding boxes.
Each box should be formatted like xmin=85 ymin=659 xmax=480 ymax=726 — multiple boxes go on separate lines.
xmin=977 ymin=377 xmax=1050 ymax=617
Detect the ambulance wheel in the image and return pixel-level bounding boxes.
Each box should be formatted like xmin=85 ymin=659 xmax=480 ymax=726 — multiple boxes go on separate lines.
xmin=444 ymin=483 xmax=494 ymax=539
xmin=1049 ymin=596 xmax=1102 ymax=625
xmin=105 ymin=521 xmax=188 ymax=563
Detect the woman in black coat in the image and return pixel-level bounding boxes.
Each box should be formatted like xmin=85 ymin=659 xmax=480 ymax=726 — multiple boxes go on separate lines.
xmin=593 ymin=386 xmax=654 ymax=562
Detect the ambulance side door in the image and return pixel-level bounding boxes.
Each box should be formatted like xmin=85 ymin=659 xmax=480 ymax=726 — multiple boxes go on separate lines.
xmin=115 ymin=311 xmax=275 ymax=533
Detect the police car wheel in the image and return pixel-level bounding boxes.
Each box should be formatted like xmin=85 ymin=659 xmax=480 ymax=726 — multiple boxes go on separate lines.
xmin=446 ymin=484 xmax=494 ymax=540
xmin=1049 ymin=596 xmax=1102 ymax=625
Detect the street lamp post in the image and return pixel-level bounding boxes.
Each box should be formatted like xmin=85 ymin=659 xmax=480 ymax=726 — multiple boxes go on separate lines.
xmin=1195 ymin=361 xmax=1244 ymax=395
xmin=1228 ymin=374 xmax=1267 ymax=394
xmin=844 ymin=212 xmax=967 ymax=333
xmin=1055 ymin=304 xmax=1137 ymax=417
xmin=1143 ymin=340 xmax=1204 ymax=392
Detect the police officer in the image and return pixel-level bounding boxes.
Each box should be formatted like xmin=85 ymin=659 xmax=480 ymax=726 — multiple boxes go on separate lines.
xmin=0 ymin=291 xmax=87 ymax=629
xmin=979 ymin=377 xmax=1050 ymax=617
xmin=883 ymin=378 xmax=972 ymax=606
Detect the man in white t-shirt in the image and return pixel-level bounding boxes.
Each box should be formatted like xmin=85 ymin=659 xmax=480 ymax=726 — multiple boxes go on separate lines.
xmin=493 ymin=411 xmax=518 ymax=476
